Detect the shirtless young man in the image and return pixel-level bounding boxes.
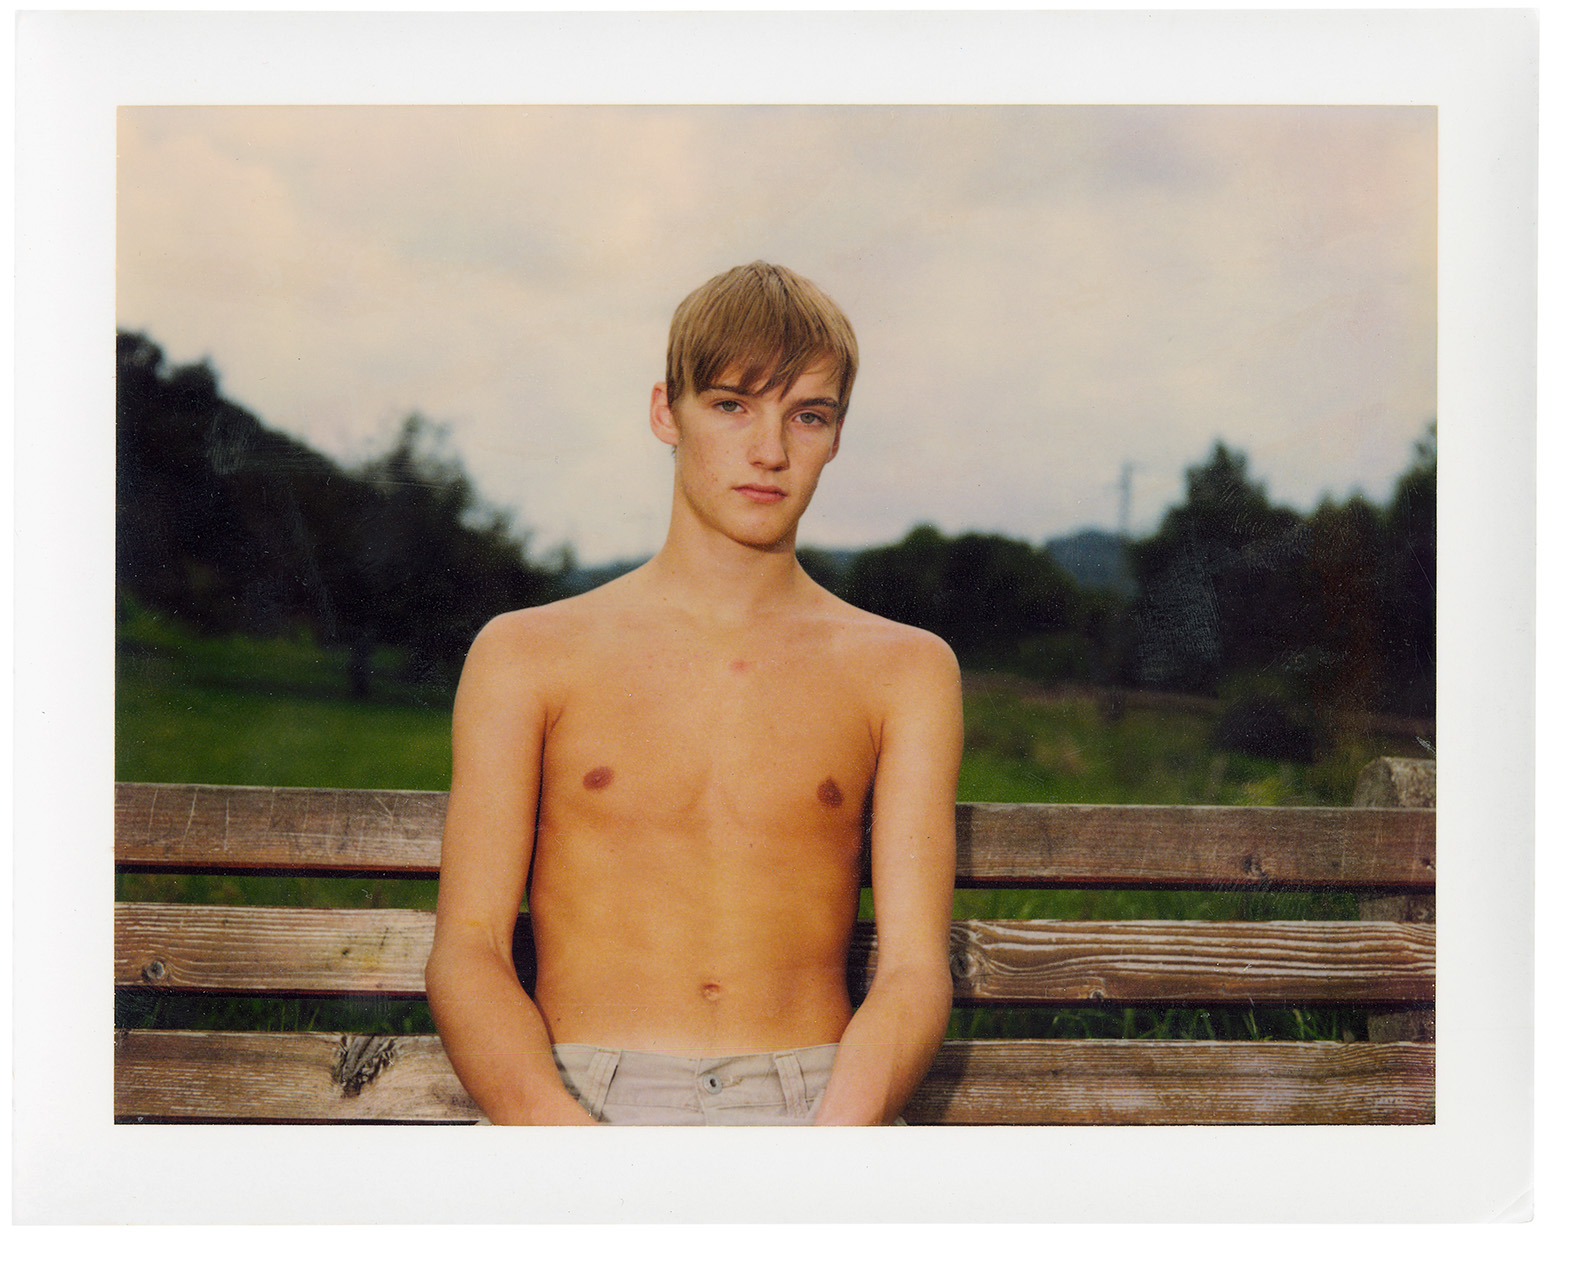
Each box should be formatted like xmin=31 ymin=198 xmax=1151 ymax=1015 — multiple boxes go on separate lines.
xmin=425 ymin=262 xmax=962 ymax=1125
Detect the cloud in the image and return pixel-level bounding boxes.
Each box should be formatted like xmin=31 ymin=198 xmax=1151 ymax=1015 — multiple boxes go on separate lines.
xmin=117 ymin=105 xmax=1436 ymax=563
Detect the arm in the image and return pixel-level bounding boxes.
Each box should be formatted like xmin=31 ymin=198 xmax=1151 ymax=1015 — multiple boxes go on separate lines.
xmin=424 ymin=615 xmax=598 ymax=1125
xmin=814 ymin=631 xmax=962 ymax=1125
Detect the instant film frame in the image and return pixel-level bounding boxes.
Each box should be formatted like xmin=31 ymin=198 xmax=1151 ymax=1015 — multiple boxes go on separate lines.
xmin=15 ymin=8 xmax=1536 ymax=1225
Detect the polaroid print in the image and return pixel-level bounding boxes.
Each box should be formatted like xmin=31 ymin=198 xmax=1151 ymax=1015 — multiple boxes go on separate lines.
xmin=16 ymin=9 xmax=1534 ymax=1225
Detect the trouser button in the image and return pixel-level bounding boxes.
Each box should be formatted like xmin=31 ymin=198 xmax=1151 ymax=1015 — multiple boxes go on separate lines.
xmin=701 ymin=1073 xmax=722 ymax=1094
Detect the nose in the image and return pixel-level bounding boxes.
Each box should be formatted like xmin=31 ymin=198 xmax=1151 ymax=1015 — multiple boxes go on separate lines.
xmin=748 ymin=419 xmax=789 ymax=470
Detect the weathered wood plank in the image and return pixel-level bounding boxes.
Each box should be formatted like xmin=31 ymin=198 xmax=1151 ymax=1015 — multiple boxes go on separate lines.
xmin=116 ymin=784 xmax=1436 ymax=891
xmin=116 ymin=903 xmax=437 ymax=996
xmin=911 ymin=1039 xmax=1435 ymax=1125
xmin=940 ymin=919 xmax=1435 ymax=1005
xmin=953 ymin=802 xmax=1434 ymax=890
xmin=113 ymin=1029 xmax=479 ymax=1123
xmin=115 ymin=783 xmax=447 ymax=877
xmin=112 ymin=1030 xmax=1434 ymax=1125
xmin=116 ymin=904 xmax=1435 ymax=1005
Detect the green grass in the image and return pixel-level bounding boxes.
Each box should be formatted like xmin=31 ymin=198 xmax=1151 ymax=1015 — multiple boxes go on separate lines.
xmin=115 ymin=610 xmax=1424 ymax=1040
xmin=956 ymin=681 xmax=1420 ymax=809
xmin=117 ymin=605 xmax=454 ymax=790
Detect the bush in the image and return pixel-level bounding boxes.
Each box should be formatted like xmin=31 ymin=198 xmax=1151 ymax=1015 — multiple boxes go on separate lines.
xmin=1212 ymin=696 xmax=1317 ymax=763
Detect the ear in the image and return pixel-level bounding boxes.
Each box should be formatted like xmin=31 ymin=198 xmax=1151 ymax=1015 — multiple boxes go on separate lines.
xmin=650 ymin=382 xmax=679 ymax=447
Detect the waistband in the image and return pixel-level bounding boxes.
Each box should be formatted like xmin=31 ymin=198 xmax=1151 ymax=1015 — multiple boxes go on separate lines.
xmin=552 ymin=1042 xmax=839 ymax=1119
xmin=552 ymin=1041 xmax=839 ymax=1076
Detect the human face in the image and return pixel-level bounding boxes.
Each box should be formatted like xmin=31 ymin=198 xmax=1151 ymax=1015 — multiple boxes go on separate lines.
xmin=650 ymin=359 xmax=843 ymax=552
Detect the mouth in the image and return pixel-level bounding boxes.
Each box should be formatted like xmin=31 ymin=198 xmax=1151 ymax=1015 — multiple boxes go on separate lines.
xmin=735 ymin=484 xmax=788 ymax=504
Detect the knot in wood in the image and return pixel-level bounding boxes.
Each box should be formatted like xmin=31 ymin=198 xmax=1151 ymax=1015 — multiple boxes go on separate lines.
xmin=334 ymin=1035 xmax=397 ymax=1096
xmin=947 ymin=926 xmax=977 ymax=981
xmin=141 ymin=959 xmax=166 ymax=983
xmin=1242 ymin=854 xmax=1266 ymax=880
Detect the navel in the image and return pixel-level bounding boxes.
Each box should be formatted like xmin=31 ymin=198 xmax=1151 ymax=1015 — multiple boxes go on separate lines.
xmin=700 ymin=982 xmax=723 ymax=1002
xmin=582 ymin=765 xmax=614 ymax=791
xmin=817 ymin=777 xmax=844 ymax=808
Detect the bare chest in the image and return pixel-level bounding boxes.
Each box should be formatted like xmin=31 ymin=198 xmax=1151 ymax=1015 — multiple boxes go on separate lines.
xmin=541 ymin=636 xmax=878 ymax=831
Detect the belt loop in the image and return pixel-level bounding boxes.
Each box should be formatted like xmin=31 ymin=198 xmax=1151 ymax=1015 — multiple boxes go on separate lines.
xmin=582 ymin=1048 xmax=621 ymax=1121
xmin=774 ymin=1052 xmax=809 ymax=1117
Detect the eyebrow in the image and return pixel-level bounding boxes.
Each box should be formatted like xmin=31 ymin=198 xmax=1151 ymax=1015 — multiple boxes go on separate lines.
xmin=704 ymin=384 xmax=841 ymax=412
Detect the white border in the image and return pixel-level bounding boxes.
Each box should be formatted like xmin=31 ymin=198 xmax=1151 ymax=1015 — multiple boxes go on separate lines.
xmin=14 ymin=8 xmax=1539 ymax=1226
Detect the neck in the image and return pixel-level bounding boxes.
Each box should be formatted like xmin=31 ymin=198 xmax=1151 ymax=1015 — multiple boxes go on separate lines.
xmin=647 ymin=517 xmax=808 ymax=622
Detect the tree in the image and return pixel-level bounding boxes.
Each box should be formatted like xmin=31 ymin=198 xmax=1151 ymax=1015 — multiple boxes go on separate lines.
xmin=117 ymin=330 xmax=349 ymax=636
xmin=1303 ymin=492 xmax=1386 ymax=720
xmin=1125 ymin=429 xmax=1436 ymax=724
xmin=845 ymin=525 xmax=1077 ymax=654
xmin=328 ymin=415 xmax=559 ymax=692
xmin=116 ymin=332 xmax=562 ymax=696
xmin=1127 ymin=442 xmax=1309 ymax=695
xmin=1378 ymin=423 xmax=1436 ymax=715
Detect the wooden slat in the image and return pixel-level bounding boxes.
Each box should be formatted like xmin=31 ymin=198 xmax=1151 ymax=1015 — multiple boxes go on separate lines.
xmin=911 ymin=1038 xmax=1435 ymax=1125
xmin=114 ymin=1029 xmax=478 ymax=1123
xmin=116 ymin=903 xmax=437 ymax=996
xmin=115 ymin=783 xmax=447 ymax=877
xmin=117 ymin=904 xmax=1435 ymax=1005
xmin=938 ymin=919 xmax=1435 ymax=1005
xmin=115 ymin=783 xmax=1436 ymax=892
xmin=953 ymin=802 xmax=1435 ymax=891
xmin=112 ymin=1030 xmax=1434 ymax=1125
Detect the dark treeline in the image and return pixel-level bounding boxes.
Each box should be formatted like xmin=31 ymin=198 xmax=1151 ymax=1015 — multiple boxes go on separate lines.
xmin=1124 ymin=438 xmax=1435 ymax=723
xmin=118 ymin=333 xmax=1434 ymax=747
xmin=837 ymin=435 xmax=1435 ymax=758
xmin=116 ymin=331 xmax=564 ymax=695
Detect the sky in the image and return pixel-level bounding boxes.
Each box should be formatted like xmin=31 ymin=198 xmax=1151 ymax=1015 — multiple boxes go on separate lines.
xmin=117 ymin=104 xmax=1436 ymax=567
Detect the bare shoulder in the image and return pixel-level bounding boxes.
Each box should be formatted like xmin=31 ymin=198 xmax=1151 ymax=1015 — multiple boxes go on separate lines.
xmin=481 ymin=567 xmax=648 ymax=648
xmin=810 ymin=591 xmax=960 ymax=700
xmin=461 ymin=582 xmax=628 ymax=696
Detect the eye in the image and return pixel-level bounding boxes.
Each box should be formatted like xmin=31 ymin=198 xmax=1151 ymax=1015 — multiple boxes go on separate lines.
xmin=714 ymin=398 xmax=745 ymax=414
xmin=797 ymin=411 xmax=830 ymax=427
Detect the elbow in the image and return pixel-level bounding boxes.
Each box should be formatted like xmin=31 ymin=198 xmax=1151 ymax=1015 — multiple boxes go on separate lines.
xmin=925 ymin=968 xmax=955 ymax=1039
xmin=423 ymin=943 xmax=452 ymax=1008
xmin=423 ymin=935 xmax=477 ymax=1009
xmin=424 ymin=930 xmax=515 ymax=1009
xmin=875 ymin=958 xmax=954 ymax=1041
xmin=913 ymin=955 xmax=956 ymax=1043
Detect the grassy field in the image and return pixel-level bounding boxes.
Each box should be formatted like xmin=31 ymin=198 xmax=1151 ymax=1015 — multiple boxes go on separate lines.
xmin=115 ymin=610 xmax=1424 ymax=1041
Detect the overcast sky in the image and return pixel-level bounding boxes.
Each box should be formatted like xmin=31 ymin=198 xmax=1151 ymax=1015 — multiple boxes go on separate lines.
xmin=117 ymin=104 xmax=1436 ymax=566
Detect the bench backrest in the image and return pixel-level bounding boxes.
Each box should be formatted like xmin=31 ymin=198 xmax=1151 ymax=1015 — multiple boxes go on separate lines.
xmin=113 ymin=759 xmax=1435 ymax=1124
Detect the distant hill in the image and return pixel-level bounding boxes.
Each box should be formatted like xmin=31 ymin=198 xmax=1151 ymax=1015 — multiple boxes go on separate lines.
xmin=1044 ymin=528 xmax=1135 ymax=596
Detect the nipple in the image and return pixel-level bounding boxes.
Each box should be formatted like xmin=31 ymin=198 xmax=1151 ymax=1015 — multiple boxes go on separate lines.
xmin=817 ymin=777 xmax=844 ymax=808
xmin=583 ymin=766 xmax=614 ymax=790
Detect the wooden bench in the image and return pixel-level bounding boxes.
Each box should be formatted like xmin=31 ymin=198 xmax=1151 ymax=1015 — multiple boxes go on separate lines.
xmin=113 ymin=757 xmax=1435 ymax=1125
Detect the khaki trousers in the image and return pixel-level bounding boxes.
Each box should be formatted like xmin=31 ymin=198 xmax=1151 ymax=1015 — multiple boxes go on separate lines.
xmin=553 ymin=1042 xmax=840 ymax=1125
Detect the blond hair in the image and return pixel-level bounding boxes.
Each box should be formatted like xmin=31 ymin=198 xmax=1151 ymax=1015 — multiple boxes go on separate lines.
xmin=665 ymin=262 xmax=858 ymax=419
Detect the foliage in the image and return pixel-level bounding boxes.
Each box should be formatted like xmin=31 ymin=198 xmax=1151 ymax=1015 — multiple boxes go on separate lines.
xmin=1127 ymin=442 xmax=1309 ymax=695
xmin=116 ymin=331 xmax=564 ymax=696
xmin=845 ymin=525 xmax=1082 ymax=654
xmin=1124 ymin=433 xmax=1437 ymax=726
